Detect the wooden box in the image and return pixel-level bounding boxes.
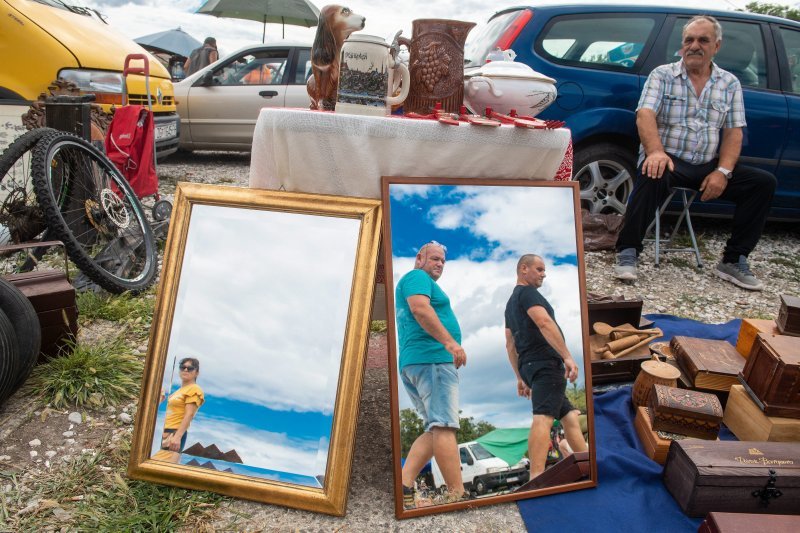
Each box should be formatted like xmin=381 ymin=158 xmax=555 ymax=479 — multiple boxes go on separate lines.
xmin=587 ymin=294 xmax=642 ymax=330
xmin=736 ymin=319 xmax=780 ymax=358
xmin=671 ymin=337 xmax=745 ymax=392
xmin=777 ymin=294 xmax=800 ymax=336
xmin=515 ymin=451 xmax=590 ymax=491
xmin=723 ymin=384 xmax=800 ymax=442
xmin=740 ymin=333 xmax=800 ymax=419
xmin=698 ymin=512 xmax=800 ymax=533
xmin=649 ymin=384 xmax=722 ymax=439
xmin=590 ymin=332 xmax=651 ymax=384
xmin=635 ymin=406 xmax=680 ymax=464
xmin=663 ymin=440 xmax=800 ymax=517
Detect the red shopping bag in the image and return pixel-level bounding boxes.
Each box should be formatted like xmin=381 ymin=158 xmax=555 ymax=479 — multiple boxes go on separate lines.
xmin=104 ymin=105 xmax=157 ymax=198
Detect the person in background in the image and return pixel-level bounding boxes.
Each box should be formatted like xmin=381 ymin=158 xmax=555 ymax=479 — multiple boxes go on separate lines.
xmin=160 ymin=357 xmax=204 ymax=463
xmin=185 ymin=37 xmax=219 ymax=76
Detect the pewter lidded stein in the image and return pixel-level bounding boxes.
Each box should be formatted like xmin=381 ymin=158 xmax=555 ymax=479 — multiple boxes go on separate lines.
xmin=398 ymin=19 xmax=476 ymax=114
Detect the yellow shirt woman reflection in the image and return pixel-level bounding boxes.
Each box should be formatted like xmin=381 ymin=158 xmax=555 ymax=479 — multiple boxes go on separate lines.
xmin=159 ymin=357 xmax=204 ymax=463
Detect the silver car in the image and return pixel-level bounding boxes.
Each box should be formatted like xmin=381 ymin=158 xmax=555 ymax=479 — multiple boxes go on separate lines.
xmin=173 ymin=42 xmax=311 ymax=151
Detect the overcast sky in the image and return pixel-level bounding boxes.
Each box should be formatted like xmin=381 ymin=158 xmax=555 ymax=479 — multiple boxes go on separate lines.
xmin=80 ymin=0 xmax=796 ymax=59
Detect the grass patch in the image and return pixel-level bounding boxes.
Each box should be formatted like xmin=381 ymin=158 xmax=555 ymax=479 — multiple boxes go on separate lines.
xmin=25 ymin=339 xmax=142 ymax=409
xmin=370 ymin=320 xmax=387 ymax=333
xmin=77 ymin=290 xmax=155 ymax=335
xmin=4 ymin=437 xmax=228 ymax=532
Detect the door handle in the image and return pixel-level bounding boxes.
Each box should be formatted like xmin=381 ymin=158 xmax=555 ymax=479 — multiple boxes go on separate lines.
xmin=259 ymin=90 xmax=278 ymax=98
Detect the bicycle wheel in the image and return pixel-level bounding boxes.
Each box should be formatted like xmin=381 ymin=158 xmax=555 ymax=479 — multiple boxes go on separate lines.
xmin=0 ymin=127 xmax=58 ymax=246
xmin=31 ymin=131 xmax=158 ymax=294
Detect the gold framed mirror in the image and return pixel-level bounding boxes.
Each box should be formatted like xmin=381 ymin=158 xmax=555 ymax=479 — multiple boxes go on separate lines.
xmin=128 ymin=183 xmax=381 ymax=516
xmin=382 ymin=177 xmax=596 ymax=518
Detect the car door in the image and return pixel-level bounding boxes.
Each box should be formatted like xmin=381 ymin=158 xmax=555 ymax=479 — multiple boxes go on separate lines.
xmin=284 ymin=47 xmax=312 ymax=108
xmin=184 ymin=47 xmax=293 ymax=148
xmin=773 ymin=24 xmax=800 ymax=217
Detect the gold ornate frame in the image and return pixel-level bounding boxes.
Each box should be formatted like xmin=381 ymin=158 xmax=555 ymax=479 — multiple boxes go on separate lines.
xmin=381 ymin=176 xmax=596 ymax=519
xmin=128 ymin=183 xmax=382 ymax=516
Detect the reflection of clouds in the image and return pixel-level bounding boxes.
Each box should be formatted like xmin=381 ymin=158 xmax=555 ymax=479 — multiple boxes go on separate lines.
xmin=428 ymin=186 xmax=578 ymax=258
xmin=392 ymin=185 xmax=587 ymax=430
xmin=165 ymin=205 xmax=360 ymax=415
xmin=389 ymin=184 xmax=435 ymax=200
xmin=187 ymin=413 xmax=326 ymax=477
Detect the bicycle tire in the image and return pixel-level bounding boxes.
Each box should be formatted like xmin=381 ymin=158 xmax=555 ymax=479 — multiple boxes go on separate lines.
xmin=31 ymin=131 xmax=158 ymax=294
xmin=0 ymin=277 xmax=41 ymax=395
xmin=0 ymin=307 xmax=20 ymax=406
xmin=0 ymin=127 xmax=58 ymax=245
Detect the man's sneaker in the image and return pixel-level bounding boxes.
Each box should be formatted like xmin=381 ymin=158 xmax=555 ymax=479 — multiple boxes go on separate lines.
xmin=613 ymin=248 xmax=638 ymax=280
xmin=402 ymin=484 xmax=416 ymax=509
xmin=715 ymin=255 xmax=764 ymax=291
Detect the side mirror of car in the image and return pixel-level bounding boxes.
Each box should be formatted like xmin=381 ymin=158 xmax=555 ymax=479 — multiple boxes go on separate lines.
xmin=465 ymin=455 xmax=474 ymax=466
xmin=195 ymin=71 xmax=215 ymax=87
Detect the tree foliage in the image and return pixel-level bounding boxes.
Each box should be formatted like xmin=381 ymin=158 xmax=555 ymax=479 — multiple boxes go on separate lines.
xmin=742 ymin=2 xmax=800 ymax=21
xmin=400 ymin=409 xmax=496 ymax=457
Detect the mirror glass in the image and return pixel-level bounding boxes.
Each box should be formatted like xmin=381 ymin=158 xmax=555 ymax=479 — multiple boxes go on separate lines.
xmin=384 ymin=178 xmax=595 ymax=517
xmin=129 ymin=183 xmax=381 ymax=516
xmin=149 ymin=204 xmax=359 ymax=487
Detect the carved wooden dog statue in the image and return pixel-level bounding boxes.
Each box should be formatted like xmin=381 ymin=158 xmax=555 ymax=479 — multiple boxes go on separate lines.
xmin=306 ymin=5 xmax=366 ymax=111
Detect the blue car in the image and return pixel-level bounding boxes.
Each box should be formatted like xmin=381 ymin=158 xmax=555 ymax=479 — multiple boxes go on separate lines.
xmin=464 ymin=4 xmax=800 ymax=220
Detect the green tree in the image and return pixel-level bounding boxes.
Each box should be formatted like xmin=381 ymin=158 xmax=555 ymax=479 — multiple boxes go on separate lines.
xmin=742 ymin=2 xmax=800 ymax=22
xmin=457 ymin=413 xmax=496 ymax=444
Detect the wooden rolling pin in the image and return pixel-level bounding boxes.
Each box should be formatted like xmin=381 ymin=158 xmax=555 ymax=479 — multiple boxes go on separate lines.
xmin=594 ymin=334 xmax=647 ymax=354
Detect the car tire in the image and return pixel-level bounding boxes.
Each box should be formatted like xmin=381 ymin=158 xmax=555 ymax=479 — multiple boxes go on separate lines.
xmin=573 ymin=143 xmax=636 ymax=215
xmin=0 ymin=277 xmax=41 ymax=395
xmin=474 ymin=478 xmax=487 ymax=495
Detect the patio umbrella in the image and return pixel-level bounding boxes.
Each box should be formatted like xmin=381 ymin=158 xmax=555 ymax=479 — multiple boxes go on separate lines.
xmin=196 ymin=0 xmax=320 ymax=42
xmin=134 ymin=27 xmax=202 ymax=58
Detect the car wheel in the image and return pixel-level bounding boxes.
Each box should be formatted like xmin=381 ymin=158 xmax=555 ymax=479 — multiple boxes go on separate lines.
xmin=474 ymin=478 xmax=486 ymax=495
xmin=574 ymin=143 xmax=636 ymax=215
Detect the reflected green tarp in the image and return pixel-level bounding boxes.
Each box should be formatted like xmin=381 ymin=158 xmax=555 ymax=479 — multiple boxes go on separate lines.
xmin=476 ymin=428 xmax=530 ymax=466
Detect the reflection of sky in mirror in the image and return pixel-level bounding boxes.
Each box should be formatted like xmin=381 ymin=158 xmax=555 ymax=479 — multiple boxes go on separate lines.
xmin=390 ymin=184 xmax=586 ymax=431
xmin=150 ymin=204 xmax=359 ymax=484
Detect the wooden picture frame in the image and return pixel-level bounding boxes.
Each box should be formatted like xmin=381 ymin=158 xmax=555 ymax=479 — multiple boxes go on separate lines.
xmin=128 ymin=183 xmax=382 ymax=516
xmin=382 ymin=176 xmax=596 ymax=518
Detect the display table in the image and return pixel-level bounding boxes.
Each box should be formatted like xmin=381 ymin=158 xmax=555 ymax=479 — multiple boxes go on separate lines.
xmin=249 ymin=108 xmax=571 ymax=197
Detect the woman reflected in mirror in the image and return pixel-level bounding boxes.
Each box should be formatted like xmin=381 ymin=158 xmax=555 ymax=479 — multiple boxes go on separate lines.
xmin=158 ymin=357 xmax=204 ymax=464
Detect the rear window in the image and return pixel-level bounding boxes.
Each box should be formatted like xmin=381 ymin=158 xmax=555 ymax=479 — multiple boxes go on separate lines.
xmin=464 ymin=10 xmax=524 ymax=67
xmin=539 ymin=15 xmax=656 ymax=69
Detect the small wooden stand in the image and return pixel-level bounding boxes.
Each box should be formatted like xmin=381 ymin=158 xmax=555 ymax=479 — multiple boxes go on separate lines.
xmin=723 ymin=384 xmax=800 ymax=441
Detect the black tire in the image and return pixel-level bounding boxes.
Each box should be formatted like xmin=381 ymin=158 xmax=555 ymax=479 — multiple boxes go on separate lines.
xmin=0 ymin=307 xmax=20 ymax=406
xmin=0 ymin=127 xmax=58 ymax=245
xmin=573 ymin=143 xmax=636 ymax=216
xmin=0 ymin=277 xmax=41 ymax=395
xmin=474 ymin=478 xmax=487 ymax=496
xmin=31 ymin=131 xmax=158 ymax=294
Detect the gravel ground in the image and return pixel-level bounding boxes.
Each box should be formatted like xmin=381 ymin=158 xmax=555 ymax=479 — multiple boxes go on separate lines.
xmin=1 ymin=150 xmax=797 ymax=531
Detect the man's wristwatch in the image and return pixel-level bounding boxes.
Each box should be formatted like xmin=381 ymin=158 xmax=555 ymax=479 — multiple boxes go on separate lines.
xmin=716 ymin=166 xmax=733 ymax=179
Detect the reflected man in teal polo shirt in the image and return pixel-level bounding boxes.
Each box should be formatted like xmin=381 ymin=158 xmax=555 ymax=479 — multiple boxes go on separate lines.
xmin=396 ymin=241 xmax=467 ymax=508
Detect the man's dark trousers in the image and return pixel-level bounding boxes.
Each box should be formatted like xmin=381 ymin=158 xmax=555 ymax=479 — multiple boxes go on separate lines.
xmin=616 ymin=156 xmax=776 ymax=263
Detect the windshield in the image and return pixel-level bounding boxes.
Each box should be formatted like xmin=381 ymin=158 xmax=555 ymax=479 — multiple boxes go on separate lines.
xmin=464 ymin=10 xmax=523 ymax=67
xmin=468 ymin=443 xmax=495 ymax=461
xmin=33 ymin=0 xmax=104 ymax=20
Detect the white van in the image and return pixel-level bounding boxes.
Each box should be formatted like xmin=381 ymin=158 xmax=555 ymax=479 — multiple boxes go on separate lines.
xmin=431 ymin=441 xmax=530 ymax=495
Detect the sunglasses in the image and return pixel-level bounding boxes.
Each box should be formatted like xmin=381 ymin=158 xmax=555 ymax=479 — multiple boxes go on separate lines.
xmin=421 ymin=240 xmax=447 ymax=253
xmin=180 ymin=365 xmax=196 ymax=372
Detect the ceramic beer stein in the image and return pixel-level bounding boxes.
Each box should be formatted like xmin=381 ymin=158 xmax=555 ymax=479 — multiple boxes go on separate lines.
xmin=398 ymin=19 xmax=476 ymax=114
xmin=335 ymin=34 xmax=410 ymax=117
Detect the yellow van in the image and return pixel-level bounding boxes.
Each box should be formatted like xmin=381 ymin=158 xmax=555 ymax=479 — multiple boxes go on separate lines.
xmin=1 ymin=0 xmax=179 ymax=158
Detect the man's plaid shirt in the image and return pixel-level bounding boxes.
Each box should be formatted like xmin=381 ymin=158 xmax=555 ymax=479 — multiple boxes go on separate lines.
xmin=636 ymin=59 xmax=746 ymax=166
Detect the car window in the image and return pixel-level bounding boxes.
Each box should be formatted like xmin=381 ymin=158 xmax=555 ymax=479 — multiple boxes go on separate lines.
xmin=464 ymin=10 xmax=524 ymax=67
xmin=667 ymin=19 xmax=767 ymax=88
xmin=459 ymin=447 xmax=471 ymax=464
xmin=468 ymin=443 xmax=494 ymax=461
xmin=294 ymin=48 xmax=311 ymax=84
xmin=779 ymin=27 xmax=800 ymax=94
xmin=539 ymin=15 xmax=655 ymax=69
xmin=213 ymin=50 xmax=290 ymax=86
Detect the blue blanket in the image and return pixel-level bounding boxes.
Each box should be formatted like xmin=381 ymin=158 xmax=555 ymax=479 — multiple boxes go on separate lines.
xmin=516 ymin=315 xmax=741 ymax=532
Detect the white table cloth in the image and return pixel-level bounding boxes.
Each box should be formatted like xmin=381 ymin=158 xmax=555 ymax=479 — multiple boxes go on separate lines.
xmin=249 ymin=108 xmax=570 ymax=197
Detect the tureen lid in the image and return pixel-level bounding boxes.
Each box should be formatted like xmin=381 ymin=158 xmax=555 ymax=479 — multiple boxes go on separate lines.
xmin=467 ymin=60 xmax=556 ymax=83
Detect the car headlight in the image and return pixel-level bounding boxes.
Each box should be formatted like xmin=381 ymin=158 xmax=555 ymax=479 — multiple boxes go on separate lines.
xmin=58 ymin=69 xmax=124 ymax=93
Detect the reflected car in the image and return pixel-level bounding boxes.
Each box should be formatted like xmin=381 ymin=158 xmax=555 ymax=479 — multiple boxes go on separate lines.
xmin=173 ymin=42 xmax=311 ymax=152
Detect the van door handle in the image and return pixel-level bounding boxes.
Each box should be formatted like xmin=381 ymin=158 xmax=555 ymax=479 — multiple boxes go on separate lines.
xmin=259 ymin=90 xmax=278 ymax=98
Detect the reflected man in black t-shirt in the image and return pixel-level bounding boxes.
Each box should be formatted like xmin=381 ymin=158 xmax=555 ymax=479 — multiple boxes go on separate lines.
xmin=504 ymin=254 xmax=588 ymax=478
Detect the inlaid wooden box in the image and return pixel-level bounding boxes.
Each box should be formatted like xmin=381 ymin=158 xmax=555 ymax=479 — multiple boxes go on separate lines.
xmin=698 ymin=512 xmax=800 ymax=533
xmin=777 ymin=294 xmax=800 ymax=336
xmin=634 ymin=406 xmax=673 ymax=464
xmin=741 ymin=333 xmax=800 ymax=419
xmin=649 ymin=384 xmax=722 ymax=440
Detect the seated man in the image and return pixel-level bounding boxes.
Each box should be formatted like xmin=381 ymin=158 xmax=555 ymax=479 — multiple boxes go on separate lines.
xmin=613 ymin=15 xmax=776 ymax=291
xmin=242 ymin=63 xmax=273 ymax=85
